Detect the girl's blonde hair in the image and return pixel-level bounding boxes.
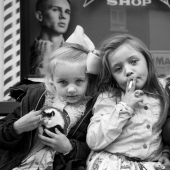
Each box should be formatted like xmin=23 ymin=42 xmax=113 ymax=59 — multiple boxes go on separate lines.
xmin=40 ymin=43 xmax=98 ymax=97
xmin=98 ymin=33 xmax=169 ymax=129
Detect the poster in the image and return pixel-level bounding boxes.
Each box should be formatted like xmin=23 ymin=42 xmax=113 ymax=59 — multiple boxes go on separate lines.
xmin=151 ymin=51 xmax=170 ymax=76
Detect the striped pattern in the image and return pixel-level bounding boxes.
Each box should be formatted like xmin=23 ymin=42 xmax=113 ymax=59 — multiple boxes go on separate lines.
xmin=3 ymin=0 xmax=20 ymax=100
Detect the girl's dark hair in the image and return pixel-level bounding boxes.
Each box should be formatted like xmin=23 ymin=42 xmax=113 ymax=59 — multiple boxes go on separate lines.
xmin=98 ymin=33 xmax=169 ymax=129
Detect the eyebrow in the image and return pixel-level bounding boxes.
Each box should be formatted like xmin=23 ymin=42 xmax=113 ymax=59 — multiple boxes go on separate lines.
xmin=50 ymin=5 xmax=71 ymax=12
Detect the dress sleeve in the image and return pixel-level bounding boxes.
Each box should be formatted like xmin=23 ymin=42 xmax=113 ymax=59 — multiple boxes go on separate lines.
xmin=86 ymin=92 xmax=134 ymax=151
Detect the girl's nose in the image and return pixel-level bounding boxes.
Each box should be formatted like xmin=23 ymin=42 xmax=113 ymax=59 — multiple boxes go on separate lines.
xmin=126 ymin=71 xmax=133 ymax=77
xmin=125 ymin=66 xmax=134 ymax=77
xmin=67 ymin=87 xmax=76 ymax=93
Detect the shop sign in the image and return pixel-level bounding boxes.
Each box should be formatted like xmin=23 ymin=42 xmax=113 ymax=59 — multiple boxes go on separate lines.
xmin=83 ymin=0 xmax=170 ymax=7
xmin=107 ymin=0 xmax=152 ymax=6
xmin=151 ymin=51 xmax=170 ymax=75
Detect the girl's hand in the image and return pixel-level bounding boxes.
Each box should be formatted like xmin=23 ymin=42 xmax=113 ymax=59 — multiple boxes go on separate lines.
xmin=13 ymin=110 xmax=42 ymax=135
xmin=38 ymin=128 xmax=73 ymax=154
xmin=159 ymin=153 xmax=170 ymax=168
xmin=121 ymin=77 xmax=144 ymax=110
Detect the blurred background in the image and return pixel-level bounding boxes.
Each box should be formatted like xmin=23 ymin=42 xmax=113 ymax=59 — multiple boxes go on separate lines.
xmin=0 ymin=0 xmax=170 ymax=102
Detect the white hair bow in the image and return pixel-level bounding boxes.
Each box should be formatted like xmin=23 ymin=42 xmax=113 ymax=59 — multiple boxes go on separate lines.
xmin=66 ymin=25 xmax=101 ymax=75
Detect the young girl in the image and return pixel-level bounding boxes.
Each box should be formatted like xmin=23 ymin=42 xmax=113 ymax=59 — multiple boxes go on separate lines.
xmin=0 ymin=26 xmax=101 ymax=170
xmin=86 ymin=34 xmax=170 ymax=170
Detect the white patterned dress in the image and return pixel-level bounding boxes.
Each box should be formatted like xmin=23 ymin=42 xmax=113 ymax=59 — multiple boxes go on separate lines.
xmin=86 ymin=92 xmax=169 ymax=170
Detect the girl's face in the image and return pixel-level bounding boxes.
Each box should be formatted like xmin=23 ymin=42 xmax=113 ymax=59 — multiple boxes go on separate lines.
xmin=53 ymin=63 xmax=89 ymax=103
xmin=108 ymin=44 xmax=148 ymax=91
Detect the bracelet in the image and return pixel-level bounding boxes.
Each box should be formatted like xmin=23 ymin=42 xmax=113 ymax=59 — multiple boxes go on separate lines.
xmin=63 ymin=150 xmax=71 ymax=155
xmin=119 ymin=102 xmax=134 ymax=114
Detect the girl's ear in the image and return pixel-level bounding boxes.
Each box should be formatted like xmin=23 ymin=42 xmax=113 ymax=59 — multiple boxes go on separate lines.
xmin=35 ymin=11 xmax=43 ymax=22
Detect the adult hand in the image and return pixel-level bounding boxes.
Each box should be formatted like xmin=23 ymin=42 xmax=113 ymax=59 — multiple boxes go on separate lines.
xmin=38 ymin=128 xmax=73 ymax=154
xmin=35 ymin=40 xmax=54 ymax=56
xmin=13 ymin=110 xmax=42 ymax=135
xmin=121 ymin=76 xmax=144 ymax=110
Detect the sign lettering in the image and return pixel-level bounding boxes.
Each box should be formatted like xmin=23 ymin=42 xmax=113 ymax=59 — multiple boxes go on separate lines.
xmin=108 ymin=0 xmax=152 ymax=6
xmin=151 ymin=51 xmax=170 ymax=75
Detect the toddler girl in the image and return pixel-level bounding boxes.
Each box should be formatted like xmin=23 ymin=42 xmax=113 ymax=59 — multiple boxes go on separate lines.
xmin=0 ymin=25 xmax=101 ymax=170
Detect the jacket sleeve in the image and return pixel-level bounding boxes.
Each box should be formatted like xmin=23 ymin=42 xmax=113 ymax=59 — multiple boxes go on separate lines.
xmin=0 ymin=83 xmax=45 ymax=150
xmin=86 ymin=92 xmax=134 ymax=151
xmin=0 ymin=105 xmax=24 ymax=150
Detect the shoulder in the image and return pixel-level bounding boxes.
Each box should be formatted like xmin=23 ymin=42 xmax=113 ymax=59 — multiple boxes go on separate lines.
xmin=94 ymin=91 xmax=118 ymax=111
xmin=96 ymin=91 xmax=117 ymax=103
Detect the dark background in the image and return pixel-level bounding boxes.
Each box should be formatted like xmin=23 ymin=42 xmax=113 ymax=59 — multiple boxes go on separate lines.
xmin=20 ymin=0 xmax=170 ymax=79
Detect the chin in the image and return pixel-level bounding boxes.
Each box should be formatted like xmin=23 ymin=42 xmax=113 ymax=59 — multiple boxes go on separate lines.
xmin=66 ymin=99 xmax=79 ymax=104
xmin=55 ymin=28 xmax=67 ymax=34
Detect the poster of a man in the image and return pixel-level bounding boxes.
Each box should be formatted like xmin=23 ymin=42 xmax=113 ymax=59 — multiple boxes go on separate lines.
xmin=29 ymin=0 xmax=71 ymax=75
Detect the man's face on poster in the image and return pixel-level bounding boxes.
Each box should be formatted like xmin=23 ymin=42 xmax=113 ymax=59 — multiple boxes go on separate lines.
xmin=40 ymin=0 xmax=71 ymax=34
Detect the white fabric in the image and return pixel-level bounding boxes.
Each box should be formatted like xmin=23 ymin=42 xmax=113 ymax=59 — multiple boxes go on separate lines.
xmin=86 ymin=91 xmax=167 ymax=161
xmin=66 ymin=25 xmax=95 ymax=51
xmin=86 ymin=151 xmax=165 ymax=170
xmin=66 ymin=25 xmax=101 ymax=74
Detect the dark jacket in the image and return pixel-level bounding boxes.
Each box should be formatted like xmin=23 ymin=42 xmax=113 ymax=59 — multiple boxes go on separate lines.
xmin=0 ymin=82 xmax=97 ymax=170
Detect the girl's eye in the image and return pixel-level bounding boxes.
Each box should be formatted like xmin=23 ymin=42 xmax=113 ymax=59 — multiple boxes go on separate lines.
xmin=76 ymin=79 xmax=83 ymax=84
xmin=131 ymin=60 xmax=138 ymax=65
xmin=59 ymin=81 xmax=67 ymax=85
xmin=115 ymin=67 xmax=122 ymax=73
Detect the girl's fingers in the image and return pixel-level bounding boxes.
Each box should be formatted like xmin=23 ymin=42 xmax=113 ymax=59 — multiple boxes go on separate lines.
xmin=55 ymin=128 xmax=62 ymax=134
xmin=134 ymin=90 xmax=144 ymax=98
xmin=39 ymin=128 xmax=63 ymax=140
xmin=37 ymin=115 xmax=42 ymax=123
xmin=34 ymin=110 xmax=42 ymax=115
xmin=131 ymin=76 xmax=137 ymax=91
xmin=38 ymin=133 xmax=51 ymax=142
xmin=44 ymin=129 xmax=56 ymax=138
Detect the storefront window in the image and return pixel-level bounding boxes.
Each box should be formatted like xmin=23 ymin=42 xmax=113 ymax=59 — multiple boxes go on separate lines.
xmin=21 ymin=0 xmax=170 ymax=79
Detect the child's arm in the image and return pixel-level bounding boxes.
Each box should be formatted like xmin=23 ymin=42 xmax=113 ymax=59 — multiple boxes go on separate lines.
xmin=13 ymin=110 xmax=41 ymax=135
xmin=0 ymin=106 xmax=23 ymax=150
xmin=0 ymin=108 xmax=42 ymax=150
xmin=86 ymin=92 xmax=134 ymax=151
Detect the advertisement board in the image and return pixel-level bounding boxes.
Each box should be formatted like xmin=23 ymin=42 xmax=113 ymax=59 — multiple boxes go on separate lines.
xmin=151 ymin=51 xmax=170 ymax=76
